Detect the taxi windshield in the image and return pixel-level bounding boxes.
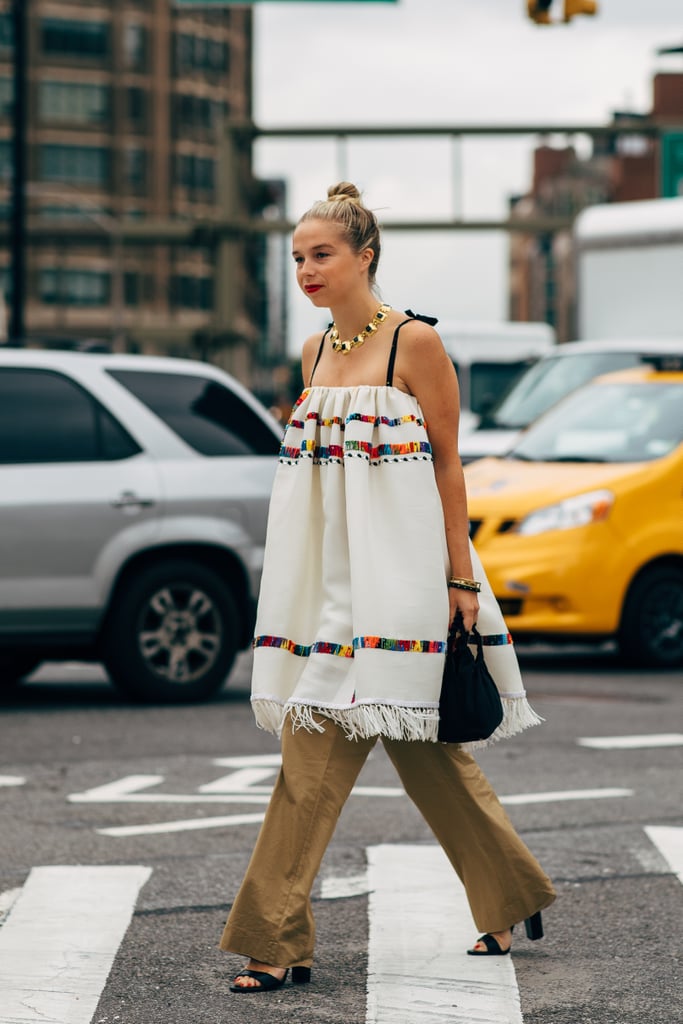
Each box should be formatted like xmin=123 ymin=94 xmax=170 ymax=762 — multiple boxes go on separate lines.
xmin=509 ymin=381 xmax=683 ymax=463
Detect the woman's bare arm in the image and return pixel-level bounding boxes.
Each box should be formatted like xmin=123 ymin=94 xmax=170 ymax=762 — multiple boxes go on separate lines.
xmin=398 ymin=323 xmax=480 ymax=630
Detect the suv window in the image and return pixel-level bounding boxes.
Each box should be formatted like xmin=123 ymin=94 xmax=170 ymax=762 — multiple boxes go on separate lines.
xmin=109 ymin=370 xmax=280 ymax=456
xmin=486 ymin=351 xmax=641 ymax=430
xmin=0 ymin=368 xmax=142 ymax=464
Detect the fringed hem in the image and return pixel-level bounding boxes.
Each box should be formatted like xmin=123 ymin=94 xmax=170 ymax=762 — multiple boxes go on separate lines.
xmin=251 ymin=695 xmax=544 ymax=747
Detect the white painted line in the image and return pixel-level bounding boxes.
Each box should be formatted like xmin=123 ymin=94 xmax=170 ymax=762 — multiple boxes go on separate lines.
xmin=213 ymin=754 xmax=283 ymax=768
xmin=367 ymin=845 xmax=522 ymax=1024
xmin=645 ymin=826 xmax=683 ymax=884
xmin=578 ymin=733 xmax=683 ymax=750
xmin=199 ymin=767 xmax=278 ymax=792
xmin=69 ymin=774 xmax=164 ymax=801
xmin=500 ymin=787 xmax=632 ymax=805
xmin=0 ymin=865 xmax=150 ymax=1024
xmin=321 ymin=871 xmax=370 ymax=901
xmin=0 ymin=775 xmax=26 ymax=787
xmin=98 ymin=811 xmax=266 ymax=837
xmin=0 ymin=887 xmax=21 ymax=924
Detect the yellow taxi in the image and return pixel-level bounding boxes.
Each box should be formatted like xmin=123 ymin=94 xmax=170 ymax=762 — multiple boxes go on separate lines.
xmin=464 ymin=363 xmax=683 ymax=667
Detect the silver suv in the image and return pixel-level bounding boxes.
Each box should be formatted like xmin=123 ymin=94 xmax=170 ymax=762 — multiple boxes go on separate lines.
xmin=0 ymin=349 xmax=282 ymax=702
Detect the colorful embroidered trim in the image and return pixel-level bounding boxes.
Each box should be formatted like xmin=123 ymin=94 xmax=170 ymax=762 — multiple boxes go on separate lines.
xmin=279 ymin=440 xmax=432 ymax=462
xmin=354 ymin=636 xmax=446 ymax=653
xmin=253 ymin=635 xmax=354 ymax=658
xmin=255 ymin=631 xmax=514 ymax=657
xmin=288 ymin=411 xmax=426 ymax=430
xmin=480 ymin=632 xmax=514 ymax=646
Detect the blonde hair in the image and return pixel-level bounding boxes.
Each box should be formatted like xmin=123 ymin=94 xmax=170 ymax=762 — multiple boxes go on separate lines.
xmin=297 ymin=182 xmax=381 ymax=288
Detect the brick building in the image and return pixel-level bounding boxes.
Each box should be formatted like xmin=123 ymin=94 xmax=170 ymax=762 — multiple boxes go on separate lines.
xmin=509 ymin=70 xmax=683 ymax=342
xmin=0 ymin=0 xmax=283 ymax=385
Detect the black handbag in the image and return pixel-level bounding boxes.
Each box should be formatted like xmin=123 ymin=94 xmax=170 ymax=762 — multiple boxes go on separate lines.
xmin=437 ymin=612 xmax=504 ymax=743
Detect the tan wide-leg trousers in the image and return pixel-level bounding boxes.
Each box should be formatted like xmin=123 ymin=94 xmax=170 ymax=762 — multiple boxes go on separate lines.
xmin=220 ymin=716 xmax=556 ymax=969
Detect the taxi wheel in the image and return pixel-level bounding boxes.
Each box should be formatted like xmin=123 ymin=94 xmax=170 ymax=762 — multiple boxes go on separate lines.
xmin=618 ymin=565 xmax=683 ymax=668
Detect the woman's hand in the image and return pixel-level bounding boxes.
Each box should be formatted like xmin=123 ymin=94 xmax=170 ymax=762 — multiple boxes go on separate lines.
xmin=449 ymin=587 xmax=479 ymax=634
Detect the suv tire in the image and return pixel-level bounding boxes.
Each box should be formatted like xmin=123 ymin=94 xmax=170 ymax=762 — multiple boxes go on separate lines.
xmin=618 ymin=565 xmax=683 ymax=668
xmin=103 ymin=559 xmax=239 ymax=703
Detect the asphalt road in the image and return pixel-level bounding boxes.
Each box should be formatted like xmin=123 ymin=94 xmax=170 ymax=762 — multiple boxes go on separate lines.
xmin=0 ymin=647 xmax=681 ymax=1024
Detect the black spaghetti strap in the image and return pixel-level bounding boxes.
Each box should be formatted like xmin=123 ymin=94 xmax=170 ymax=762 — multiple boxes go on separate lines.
xmin=308 ymin=327 xmax=331 ymax=387
xmin=385 ymin=310 xmax=439 ymax=386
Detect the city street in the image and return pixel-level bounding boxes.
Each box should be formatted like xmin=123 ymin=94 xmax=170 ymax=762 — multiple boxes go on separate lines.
xmin=0 ymin=648 xmax=681 ymax=1024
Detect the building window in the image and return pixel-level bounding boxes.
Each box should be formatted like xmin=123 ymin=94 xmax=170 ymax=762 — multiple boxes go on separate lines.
xmin=174 ymin=153 xmax=215 ymax=195
xmin=124 ymin=272 xmax=139 ymax=306
xmin=124 ymin=148 xmax=147 ymax=191
xmin=40 ymin=145 xmax=110 ymax=186
xmin=41 ymin=19 xmax=110 ymax=59
xmin=0 ymin=77 xmax=13 ymax=117
xmin=174 ymin=94 xmax=228 ymax=134
xmin=0 ymin=140 xmax=11 ymax=182
xmin=0 ymin=14 xmax=13 ymax=53
xmin=123 ymin=23 xmax=147 ymax=71
xmin=126 ymin=86 xmax=147 ymax=124
xmin=38 ymin=81 xmax=109 ymax=124
xmin=170 ymin=274 xmax=213 ymax=310
xmin=175 ymin=33 xmax=229 ymax=74
xmin=39 ymin=268 xmax=111 ymax=306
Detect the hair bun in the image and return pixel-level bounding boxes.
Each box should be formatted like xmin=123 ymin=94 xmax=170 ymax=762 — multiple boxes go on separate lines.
xmin=327 ymin=181 xmax=361 ymax=204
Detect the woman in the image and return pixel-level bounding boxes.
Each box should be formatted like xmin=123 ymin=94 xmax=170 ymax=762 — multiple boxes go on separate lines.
xmin=221 ymin=182 xmax=556 ymax=993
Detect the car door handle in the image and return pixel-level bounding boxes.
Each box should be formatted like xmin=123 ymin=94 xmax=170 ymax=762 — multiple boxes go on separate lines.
xmin=111 ymin=491 xmax=155 ymax=509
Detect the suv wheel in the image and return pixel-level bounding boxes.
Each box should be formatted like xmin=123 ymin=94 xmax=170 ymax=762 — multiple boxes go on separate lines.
xmin=0 ymin=654 xmax=41 ymax=686
xmin=618 ymin=565 xmax=683 ymax=668
xmin=103 ymin=559 xmax=239 ymax=703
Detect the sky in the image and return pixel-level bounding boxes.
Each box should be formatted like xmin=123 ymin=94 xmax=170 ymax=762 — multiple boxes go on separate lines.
xmin=250 ymin=0 xmax=683 ymax=353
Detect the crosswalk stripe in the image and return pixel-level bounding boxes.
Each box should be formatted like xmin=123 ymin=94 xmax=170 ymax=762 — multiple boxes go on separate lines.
xmin=0 ymin=865 xmax=151 ymax=1024
xmin=366 ymin=845 xmax=523 ymax=1024
xmin=97 ymin=812 xmax=266 ymax=837
xmin=644 ymin=826 xmax=683 ymax=883
xmin=0 ymin=775 xmax=26 ymax=787
xmin=578 ymin=733 xmax=683 ymax=749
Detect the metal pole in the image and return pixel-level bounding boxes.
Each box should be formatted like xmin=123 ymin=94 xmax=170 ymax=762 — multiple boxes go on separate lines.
xmin=9 ymin=0 xmax=27 ymax=344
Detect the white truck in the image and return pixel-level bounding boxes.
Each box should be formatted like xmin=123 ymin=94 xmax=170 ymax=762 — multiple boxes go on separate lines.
xmin=575 ymin=195 xmax=683 ymax=341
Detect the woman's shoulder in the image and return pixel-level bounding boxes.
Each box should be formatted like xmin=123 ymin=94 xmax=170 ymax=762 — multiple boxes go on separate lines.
xmin=394 ymin=311 xmax=444 ymax=351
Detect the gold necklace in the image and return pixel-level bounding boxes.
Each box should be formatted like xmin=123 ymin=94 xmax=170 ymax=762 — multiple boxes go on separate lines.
xmin=330 ymin=303 xmax=391 ymax=355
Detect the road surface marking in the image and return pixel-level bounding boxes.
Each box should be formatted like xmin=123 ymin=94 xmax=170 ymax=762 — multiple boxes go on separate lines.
xmin=0 ymin=887 xmax=21 ymax=924
xmin=644 ymin=826 xmax=683 ymax=884
xmin=367 ymin=844 xmax=522 ymax=1024
xmin=321 ymin=871 xmax=370 ymax=900
xmin=69 ymin=775 xmax=272 ymax=805
xmin=578 ymin=733 xmax=683 ymax=749
xmin=0 ymin=865 xmax=150 ymax=1024
xmin=69 ymin=771 xmax=633 ymax=837
xmin=501 ymin=787 xmax=632 ymax=805
xmin=0 ymin=775 xmax=26 ymax=787
xmin=98 ymin=812 xmax=266 ymax=837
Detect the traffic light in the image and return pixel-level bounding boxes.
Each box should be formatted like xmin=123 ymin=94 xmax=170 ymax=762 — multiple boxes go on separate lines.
xmin=527 ymin=0 xmax=553 ymax=24
xmin=563 ymin=0 xmax=598 ymax=20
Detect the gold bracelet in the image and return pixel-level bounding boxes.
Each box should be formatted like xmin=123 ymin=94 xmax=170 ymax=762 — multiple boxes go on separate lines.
xmin=447 ymin=577 xmax=481 ymax=593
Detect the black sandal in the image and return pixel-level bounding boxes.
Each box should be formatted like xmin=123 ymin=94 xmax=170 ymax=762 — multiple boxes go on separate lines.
xmin=468 ymin=911 xmax=544 ymax=956
xmin=467 ymin=932 xmax=511 ymax=956
xmin=230 ymin=968 xmax=288 ymax=993
xmin=230 ymin=965 xmax=311 ymax=993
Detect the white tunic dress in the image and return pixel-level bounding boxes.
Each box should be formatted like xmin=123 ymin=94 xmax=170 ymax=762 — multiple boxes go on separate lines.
xmin=251 ymin=380 xmax=543 ymax=747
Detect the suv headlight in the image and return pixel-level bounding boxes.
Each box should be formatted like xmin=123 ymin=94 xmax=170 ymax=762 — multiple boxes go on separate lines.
xmin=515 ymin=489 xmax=614 ymax=536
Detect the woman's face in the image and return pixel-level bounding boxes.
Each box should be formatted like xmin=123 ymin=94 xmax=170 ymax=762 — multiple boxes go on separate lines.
xmin=292 ymin=218 xmax=372 ymax=307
